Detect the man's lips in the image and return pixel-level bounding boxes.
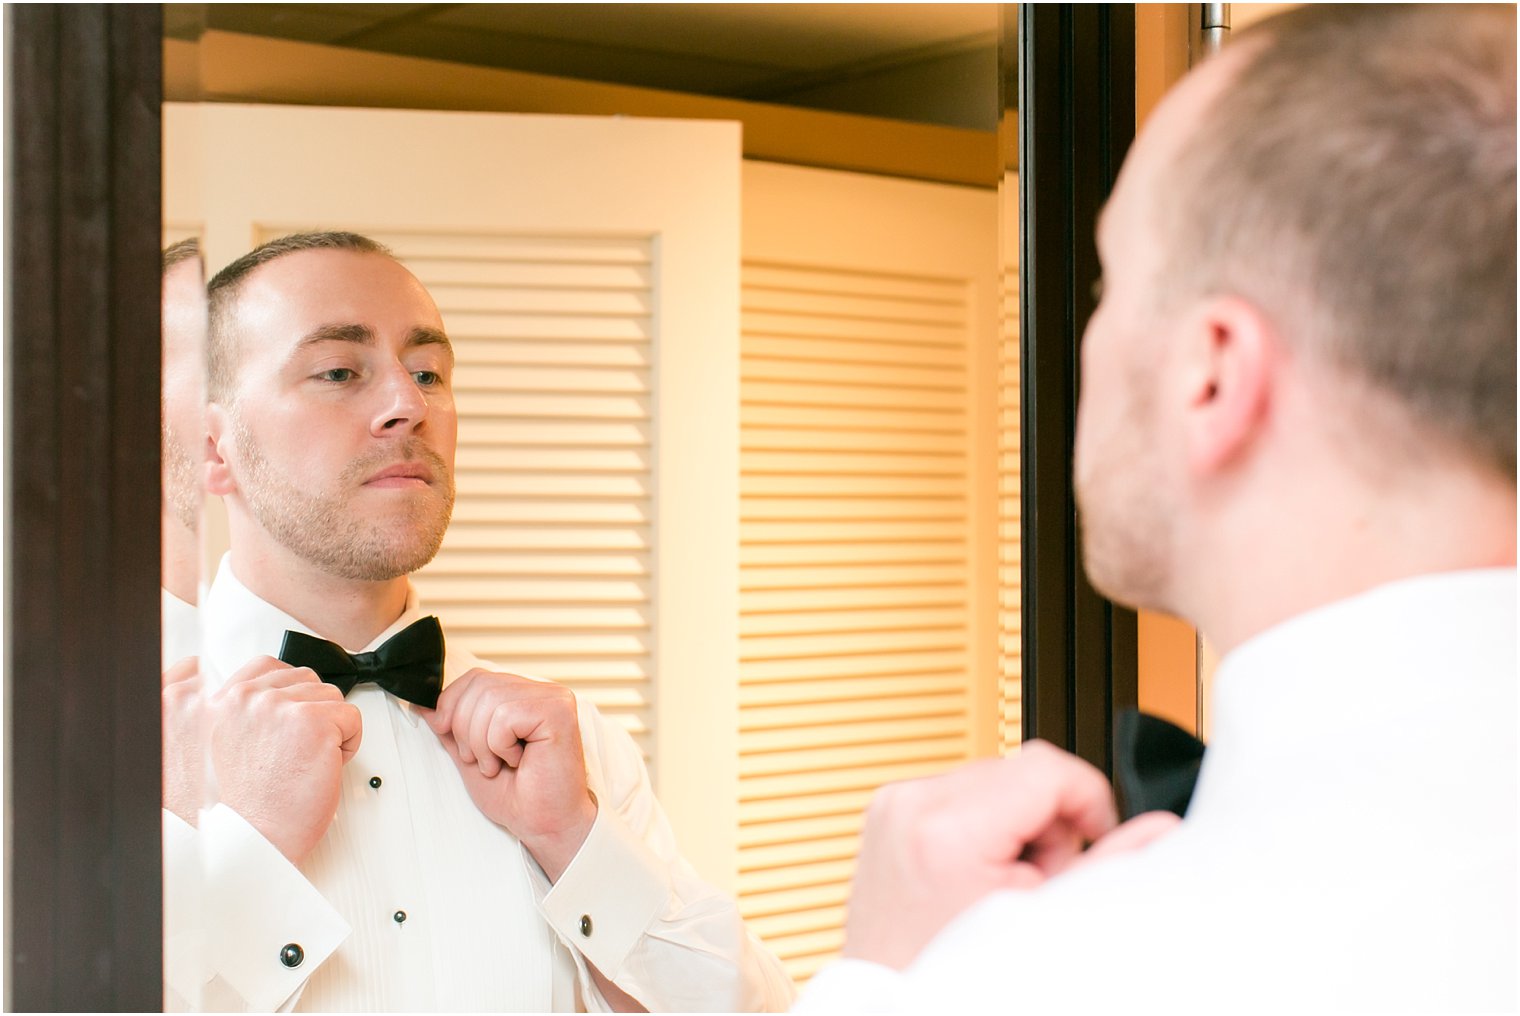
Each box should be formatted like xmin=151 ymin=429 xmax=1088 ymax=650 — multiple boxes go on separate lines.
xmin=364 ymin=462 xmax=436 ymax=487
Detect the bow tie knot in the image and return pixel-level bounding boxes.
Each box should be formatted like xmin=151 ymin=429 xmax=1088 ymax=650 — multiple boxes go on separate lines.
xmin=1113 ymin=708 xmax=1207 ymax=821
xmin=278 ymin=615 xmax=446 ymax=709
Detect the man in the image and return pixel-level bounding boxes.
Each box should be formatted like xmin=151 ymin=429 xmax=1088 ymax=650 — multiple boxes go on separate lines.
xmin=161 ymin=237 xmax=207 ymax=839
xmin=797 ymin=5 xmax=1516 ymax=1012
xmin=161 ymin=237 xmax=205 ymax=663
xmin=170 ymin=232 xmax=794 ymax=1011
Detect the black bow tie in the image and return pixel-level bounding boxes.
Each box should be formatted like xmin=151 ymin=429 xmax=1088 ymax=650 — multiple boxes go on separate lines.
xmin=278 ymin=616 xmax=446 ymax=709
xmin=1113 ymin=708 xmax=1207 ymax=821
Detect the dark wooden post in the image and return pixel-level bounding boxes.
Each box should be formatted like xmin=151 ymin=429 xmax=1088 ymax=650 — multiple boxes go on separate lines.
xmin=1018 ymin=3 xmax=1138 ymax=776
xmin=6 ymin=5 xmax=164 ymax=1009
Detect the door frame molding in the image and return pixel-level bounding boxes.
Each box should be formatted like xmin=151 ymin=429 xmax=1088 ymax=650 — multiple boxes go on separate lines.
xmin=1017 ymin=3 xmax=1139 ymax=775
xmin=6 ymin=5 xmax=164 ymax=1010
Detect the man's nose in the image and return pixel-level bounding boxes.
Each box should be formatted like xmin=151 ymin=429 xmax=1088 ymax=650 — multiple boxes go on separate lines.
xmin=372 ymin=366 xmax=429 ymax=436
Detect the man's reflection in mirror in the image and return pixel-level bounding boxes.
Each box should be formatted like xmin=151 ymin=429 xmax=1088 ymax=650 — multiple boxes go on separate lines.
xmin=160 ymin=238 xmax=208 ymax=1012
xmin=170 ymin=231 xmax=794 ymax=1011
xmin=161 ymin=237 xmax=205 ymax=660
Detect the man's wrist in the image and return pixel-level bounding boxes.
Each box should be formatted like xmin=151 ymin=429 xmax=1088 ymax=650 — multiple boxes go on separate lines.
xmin=522 ymin=795 xmax=599 ymax=882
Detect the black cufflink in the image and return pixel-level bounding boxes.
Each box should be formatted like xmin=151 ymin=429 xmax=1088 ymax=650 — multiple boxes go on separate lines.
xmin=280 ymin=943 xmax=304 ymax=968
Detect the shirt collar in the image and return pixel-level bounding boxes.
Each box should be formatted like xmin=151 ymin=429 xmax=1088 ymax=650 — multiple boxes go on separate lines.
xmin=1191 ymin=567 xmax=1516 ymax=819
xmin=200 ymin=554 xmax=428 ymax=692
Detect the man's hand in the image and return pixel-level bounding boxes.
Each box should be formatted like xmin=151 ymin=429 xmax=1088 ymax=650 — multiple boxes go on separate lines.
xmin=162 ymin=656 xmax=205 ymax=825
xmin=206 ymin=656 xmax=362 ymax=866
xmin=842 ymin=740 xmax=1182 ymax=971
xmin=425 ymin=669 xmax=597 ymax=881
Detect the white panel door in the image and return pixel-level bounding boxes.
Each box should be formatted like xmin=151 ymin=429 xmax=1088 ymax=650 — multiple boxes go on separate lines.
xmin=163 ymin=103 xmax=742 ymax=888
xmin=738 ymin=161 xmax=999 ymax=981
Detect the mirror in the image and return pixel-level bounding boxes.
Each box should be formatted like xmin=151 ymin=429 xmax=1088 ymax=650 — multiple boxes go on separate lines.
xmin=160 ymin=235 xmax=208 ymax=1012
xmin=162 ymin=3 xmax=1015 ymax=1006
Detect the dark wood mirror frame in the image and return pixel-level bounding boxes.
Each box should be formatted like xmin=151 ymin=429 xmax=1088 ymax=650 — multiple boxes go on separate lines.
xmin=3 ymin=4 xmax=1135 ymax=1009
xmin=7 ymin=5 xmax=165 ymax=1010
xmin=1018 ymin=3 xmax=1139 ymax=771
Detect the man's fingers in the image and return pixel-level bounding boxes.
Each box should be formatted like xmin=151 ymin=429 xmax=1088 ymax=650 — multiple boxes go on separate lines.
xmin=225 ymin=655 xmax=297 ymax=685
xmin=446 ymin=677 xmax=492 ymax=765
xmin=487 ymin=710 xmax=529 ymax=770
xmin=273 ymin=678 xmax=345 ymax=703
xmin=996 ymin=860 xmax=1048 ymax=892
xmin=1077 ymin=810 xmax=1182 ymax=868
xmin=470 ymin=701 xmax=504 ymax=778
xmin=261 ymin=664 xmax=328 ymax=690
xmin=430 ymin=669 xmax=480 ymax=733
xmin=162 ymin=656 xmax=199 ymax=687
xmin=472 ymin=699 xmax=542 ymax=776
xmin=1004 ymin=741 xmax=1119 ymax=848
xmin=1017 ymin=820 xmax=1087 ymax=876
xmin=222 ymin=657 xmax=338 ymax=697
xmin=465 ymin=690 xmax=501 ymax=775
xmin=332 ymin=702 xmax=363 ymax=763
xmin=445 ymin=673 xmax=552 ymax=776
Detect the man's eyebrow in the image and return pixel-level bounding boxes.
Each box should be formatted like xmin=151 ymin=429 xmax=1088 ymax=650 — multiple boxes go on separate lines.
xmin=296 ymin=323 xmax=375 ymax=349
xmin=407 ymin=326 xmax=452 ymax=353
xmin=293 ymin=323 xmax=452 ymax=356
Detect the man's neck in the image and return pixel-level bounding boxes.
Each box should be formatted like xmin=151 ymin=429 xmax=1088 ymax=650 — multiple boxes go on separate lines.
xmin=228 ymin=541 xmax=412 ymax=651
xmin=1183 ymin=459 xmax=1516 ymax=656
xmin=161 ymin=511 xmax=199 ymax=605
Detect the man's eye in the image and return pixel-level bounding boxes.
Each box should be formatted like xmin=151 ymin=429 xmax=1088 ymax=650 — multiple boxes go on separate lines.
xmin=413 ymin=370 xmax=443 ymax=387
xmin=1091 ymin=277 xmax=1105 ymax=303
xmin=319 ymin=368 xmax=356 ymax=383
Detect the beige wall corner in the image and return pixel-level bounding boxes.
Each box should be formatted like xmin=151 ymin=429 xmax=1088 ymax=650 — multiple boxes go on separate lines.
xmin=1137 ymin=611 xmax=1200 ymax=732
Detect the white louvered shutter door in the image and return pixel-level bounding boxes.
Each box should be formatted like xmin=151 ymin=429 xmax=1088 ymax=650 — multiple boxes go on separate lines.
xmin=167 ymin=103 xmax=743 ymax=884
xmin=739 ymin=162 xmax=1000 ymax=983
xmin=999 ymin=173 xmax=1023 ymax=755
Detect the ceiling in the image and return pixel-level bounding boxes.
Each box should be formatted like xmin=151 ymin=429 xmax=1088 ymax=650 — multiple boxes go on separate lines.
xmin=165 ymin=4 xmax=1005 ymax=129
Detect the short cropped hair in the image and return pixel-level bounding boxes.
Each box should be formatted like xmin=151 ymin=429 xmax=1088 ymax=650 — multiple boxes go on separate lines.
xmin=205 ymin=230 xmax=395 ymax=402
xmin=162 ymin=237 xmax=202 ymax=275
xmin=1155 ymin=4 xmax=1516 ymax=479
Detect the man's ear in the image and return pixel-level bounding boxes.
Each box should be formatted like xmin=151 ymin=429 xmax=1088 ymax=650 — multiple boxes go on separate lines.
xmin=1180 ymin=295 xmax=1276 ymax=475
xmin=204 ymin=402 xmax=237 ymax=497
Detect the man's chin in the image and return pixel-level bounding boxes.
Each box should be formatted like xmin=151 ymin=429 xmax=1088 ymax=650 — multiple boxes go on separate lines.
xmin=326 ymin=540 xmax=446 ymax=583
xmin=318 ymin=510 xmax=451 ymax=581
xmin=1082 ymin=551 xmax=1171 ymax=616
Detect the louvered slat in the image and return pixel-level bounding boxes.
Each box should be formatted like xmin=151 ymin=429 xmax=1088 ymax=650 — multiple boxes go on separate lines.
xmin=999 ymin=254 xmax=1023 ymax=756
xmin=739 ymin=262 xmax=976 ymax=984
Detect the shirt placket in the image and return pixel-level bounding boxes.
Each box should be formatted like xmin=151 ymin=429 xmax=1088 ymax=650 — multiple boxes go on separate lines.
xmin=348 ymin=688 xmax=436 ymax=1010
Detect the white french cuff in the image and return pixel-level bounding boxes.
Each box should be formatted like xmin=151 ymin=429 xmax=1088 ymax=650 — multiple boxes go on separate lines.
xmin=162 ymin=810 xmax=206 ymax=1007
xmin=535 ymin=804 xmax=669 ymax=981
xmin=200 ymin=804 xmax=351 ymax=1012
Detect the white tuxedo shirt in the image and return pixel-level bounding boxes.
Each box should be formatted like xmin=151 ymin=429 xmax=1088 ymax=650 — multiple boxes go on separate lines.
xmin=796 ymin=569 xmax=1518 ymax=1013
xmin=162 ymin=587 xmax=199 ymax=667
xmin=166 ymin=558 xmax=794 ymax=1012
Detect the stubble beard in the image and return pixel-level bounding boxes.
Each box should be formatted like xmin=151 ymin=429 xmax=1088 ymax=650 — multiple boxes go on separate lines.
xmin=233 ymin=416 xmax=456 ymax=582
xmin=1077 ymin=478 xmax=1173 ymax=612
xmin=1074 ymin=372 xmax=1175 ymax=613
xmin=162 ymin=416 xmax=201 ymax=534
